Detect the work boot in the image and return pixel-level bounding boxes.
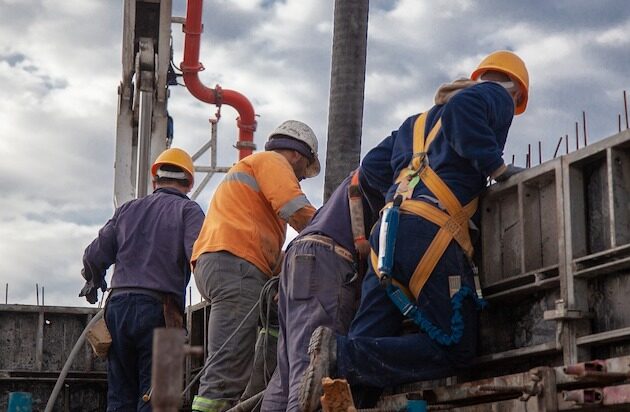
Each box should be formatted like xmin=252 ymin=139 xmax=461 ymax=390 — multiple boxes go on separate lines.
xmin=298 ymin=326 xmax=337 ymax=412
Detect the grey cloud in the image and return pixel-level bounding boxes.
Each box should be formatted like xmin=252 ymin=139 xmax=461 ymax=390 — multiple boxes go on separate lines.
xmin=0 ymin=51 xmax=26 ymax=66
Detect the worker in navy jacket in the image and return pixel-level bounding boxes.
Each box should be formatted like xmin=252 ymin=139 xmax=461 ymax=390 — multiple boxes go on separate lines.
xmin=80 ymin=148 xmax=205 ymax=412
xmin=300 ymin=50 xmax=531 ymax=411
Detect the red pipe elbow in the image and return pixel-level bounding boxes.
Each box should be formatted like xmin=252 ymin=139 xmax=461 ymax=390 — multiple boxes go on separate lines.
xmin=181 ymin=0 xmax=257 ymax=159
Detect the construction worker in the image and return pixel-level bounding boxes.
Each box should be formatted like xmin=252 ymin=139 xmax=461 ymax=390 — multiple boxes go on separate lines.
xmin=79 ymin=148 xmax=205 ymax=411
xmin=191 ymin=120 xmax=319 ymax=412
xmin=299 ymin=50 xmax=530 ymax=410
xmin=261 ymin=169 xmax=385 ymax=411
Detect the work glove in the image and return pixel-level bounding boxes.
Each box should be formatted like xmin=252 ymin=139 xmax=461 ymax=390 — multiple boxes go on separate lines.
xmin=495 ymin=164 xmax=526 ymax=182
xmin=79 ymin=268 xmax=107 ymax=304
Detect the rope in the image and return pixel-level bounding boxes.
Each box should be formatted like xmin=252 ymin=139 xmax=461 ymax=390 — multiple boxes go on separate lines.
xmin=387 ymin=284 xmax=486 ymax=346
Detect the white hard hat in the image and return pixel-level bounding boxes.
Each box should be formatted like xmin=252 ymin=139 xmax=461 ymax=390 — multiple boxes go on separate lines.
xmin=267 ymin=120 xmax=321 ymax=178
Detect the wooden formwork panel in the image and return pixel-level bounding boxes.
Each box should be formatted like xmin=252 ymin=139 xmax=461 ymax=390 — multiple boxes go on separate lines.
xmin=474 ymin=130 xmax=630 ymax=374
xmin=0 ymin=305 xmax=105 ymax=373
xmin=0 ymin=311 xmax=39 ymax=370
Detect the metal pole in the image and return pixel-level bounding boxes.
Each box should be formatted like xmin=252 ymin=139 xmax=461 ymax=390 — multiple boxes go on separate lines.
xmin=624 ymin=90 xmax=629 ymax=129
xmin=575 ymin=122 xmax=579 ymax=150
xmin=553 ymin=136 xmax=562 ymax=159
xmin=5 ymin=283 xmax=7 ymax=304
xmin=582 ymin=111 xmax=588 ymax=146
xmin=42 ymin=286 xmax=45 ymax=306
xmin=565 ymin=134 xmax=569 ymax=154
xmin=36 ymin=283 xmax=39 ymax=305
xmin=527 ymin=144 xmax=531 ymax=168
xmin=324 ymin=0 xmax=370 ymax=201
xmin=538 ymin=141 xmax=542 ymax=165
xmin=136 ymin=89 xmax=153 ymax=198
xmin=152 ymin=328 xmax=186 ymax=412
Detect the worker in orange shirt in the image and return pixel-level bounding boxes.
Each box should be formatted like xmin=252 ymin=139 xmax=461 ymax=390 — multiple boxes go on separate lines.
xmin=191 ymin=120 xmax=319 ymax=412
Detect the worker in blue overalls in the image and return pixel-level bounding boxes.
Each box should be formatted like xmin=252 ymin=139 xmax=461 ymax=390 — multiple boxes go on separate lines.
xmin=299 ymin=50 xmax=531 ymax=410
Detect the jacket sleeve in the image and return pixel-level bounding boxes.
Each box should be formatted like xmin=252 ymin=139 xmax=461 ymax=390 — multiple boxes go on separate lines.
xmin=183 ymin=203 xmax=205 ymax=264
xmin=441 ymin=83 xmax=514 ymax=177
xmin=256 ymin=153 xmax=316 ymax=232
xmin=360 ymin=133 xmax=396 ymax=197
xmin=82 ymin=210 xmax=119 ymax=284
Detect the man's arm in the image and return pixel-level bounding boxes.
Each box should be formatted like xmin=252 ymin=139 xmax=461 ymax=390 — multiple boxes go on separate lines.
xmin=441 ymin=84 xmax=514 ymax=177
xmin=183 ymin=203 xmax=205 ymax=264
xmin=256 ymin=153 xmax=316 ymax=232
xmin=80 ymin=213 xmax=119 ymax=303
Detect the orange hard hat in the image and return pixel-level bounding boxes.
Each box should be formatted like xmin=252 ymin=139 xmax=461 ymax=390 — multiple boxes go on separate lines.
xmin=471 ymin=50 xmax=529 ymax=115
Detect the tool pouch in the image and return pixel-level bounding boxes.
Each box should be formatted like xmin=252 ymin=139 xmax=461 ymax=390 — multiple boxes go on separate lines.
xmin=86 ymin=317 xmax=112 ymax=359
xmin=163 ymin=294 xmax=184 ymax=328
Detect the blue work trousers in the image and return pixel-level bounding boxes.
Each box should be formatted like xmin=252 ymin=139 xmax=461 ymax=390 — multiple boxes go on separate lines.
xmin=336 ymin=214 xmax=479 ymax=389
xmin=262 ymin=238 xmax=360 ymax=412
xmin=105 ymin=293 xmax=165 ymax=411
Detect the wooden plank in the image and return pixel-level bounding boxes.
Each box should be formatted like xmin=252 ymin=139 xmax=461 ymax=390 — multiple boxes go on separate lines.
xmin=576 ymin=327 xmax=630 ymax=347
xmin=472 ymin=342 xmax=559 ymax=365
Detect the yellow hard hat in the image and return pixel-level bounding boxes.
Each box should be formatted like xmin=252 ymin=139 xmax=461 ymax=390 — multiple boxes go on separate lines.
xmin=470 ymin=50 xmax=529 ymax=115
xmin=151 ymin=148 xmax=195 ymax=185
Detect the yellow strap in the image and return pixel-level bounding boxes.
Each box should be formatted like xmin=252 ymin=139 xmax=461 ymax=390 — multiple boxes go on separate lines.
xmin=378 ymin=197 xmax=478 ymax=299
xmin=369 ymin=249 xmax=415 ymax=300
xmin=385 ymin=112 xmax=480 ymax=299
xmin=409 ymin=228 xmax=453 ymax=298
xmin=411 ymin=114 xmax=442 ymax=170
xmin=399 ymin=199 xmax=478 ymax=258
xmin=348 ymin=170 xmax=369 ymax=259
xmin=418 ymin=166 xmax=464 ymax=218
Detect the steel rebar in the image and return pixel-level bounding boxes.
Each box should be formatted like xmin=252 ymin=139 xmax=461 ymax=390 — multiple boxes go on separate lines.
xmin=582 ymin=111 xmax=588 ymax=146
xmin=553 ymin=136 xmax=563 ymax=158
xmin=575 ymin=122 xmax=579 ymax=150
xmin=624 ymin=90 xmax=628 ymax=129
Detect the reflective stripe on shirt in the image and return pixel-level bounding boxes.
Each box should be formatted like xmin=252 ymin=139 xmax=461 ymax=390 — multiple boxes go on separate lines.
xmin=224 ymin=172 xmax=259 ymax=192
xmin=278 ymin=194 xmax=310 ymax=220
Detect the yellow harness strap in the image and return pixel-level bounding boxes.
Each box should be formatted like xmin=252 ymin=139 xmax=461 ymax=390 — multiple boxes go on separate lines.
xmin=390 ymin=112 xmax=479 ymax=298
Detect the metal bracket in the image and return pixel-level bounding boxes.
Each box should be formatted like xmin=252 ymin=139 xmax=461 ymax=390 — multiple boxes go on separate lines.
xmin=544 ymin=299 xmax=585 ymax=321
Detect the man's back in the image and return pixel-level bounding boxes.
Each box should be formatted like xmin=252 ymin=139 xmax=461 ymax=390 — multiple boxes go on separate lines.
xmin=192 ymin=151 xmax=314 ymax=276
xmin=83 ymin=187 xmax=204 ymax=302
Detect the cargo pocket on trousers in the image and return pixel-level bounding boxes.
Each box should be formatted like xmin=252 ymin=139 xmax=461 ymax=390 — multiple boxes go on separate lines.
xmin=288 ymin=253 xmax=316 ymax=300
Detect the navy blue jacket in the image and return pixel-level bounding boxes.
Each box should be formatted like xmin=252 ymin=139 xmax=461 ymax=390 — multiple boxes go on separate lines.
xmin=82 ymin=187 xmax=205 ymax=307
xmin=361 ymin=82 xmax=514 ymax=206
xmin=300 ymin=172 xmax=384 ymax=255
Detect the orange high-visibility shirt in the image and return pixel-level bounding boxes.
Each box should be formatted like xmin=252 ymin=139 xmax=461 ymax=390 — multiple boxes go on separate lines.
xmin=192 ymin=151 xmax=316 ymax=276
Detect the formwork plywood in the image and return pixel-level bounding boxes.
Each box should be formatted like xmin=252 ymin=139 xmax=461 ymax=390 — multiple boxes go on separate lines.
xmin=42 ymin=313 xmax=93 ymax=371
xmin=611 ymin=145 xmax=630 ymax=247
xmin=479 ymin=290 xmax=558 ymax=356
xmin=523 ymin=172 xmax=559 ymax=271
xmin=0 ymin=311 xmax=38 ymax=370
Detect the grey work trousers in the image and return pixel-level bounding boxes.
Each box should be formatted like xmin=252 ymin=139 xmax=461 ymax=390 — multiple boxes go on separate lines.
xmin=194 ymin=251 xmax=267 ymax=405
xmin=261 ymin=239 xmax=360 ymax=412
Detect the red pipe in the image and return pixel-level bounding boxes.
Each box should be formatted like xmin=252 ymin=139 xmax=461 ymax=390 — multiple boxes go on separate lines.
xmin=181 ymin=0 xmax=257 ymax=159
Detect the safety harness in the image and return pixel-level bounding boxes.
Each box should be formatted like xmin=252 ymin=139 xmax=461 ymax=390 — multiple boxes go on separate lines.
xmin=348 ymin=170 xmax=371 ymax=261
xmin=374 ymin=112 xmax=486 ymax=345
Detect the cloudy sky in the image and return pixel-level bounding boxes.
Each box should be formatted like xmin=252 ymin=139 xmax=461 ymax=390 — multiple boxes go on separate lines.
xmin=1 ymin=0 xmax=628 ymax=308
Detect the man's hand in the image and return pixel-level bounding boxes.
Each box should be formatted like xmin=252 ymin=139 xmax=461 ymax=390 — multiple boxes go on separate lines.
xmin=79 ymin=281 xmax=98 ymax=304
xmin=79 ymin=269 xmax=107 ymax=304
xmin=495 ymin=164 xmax=526 ymax=182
